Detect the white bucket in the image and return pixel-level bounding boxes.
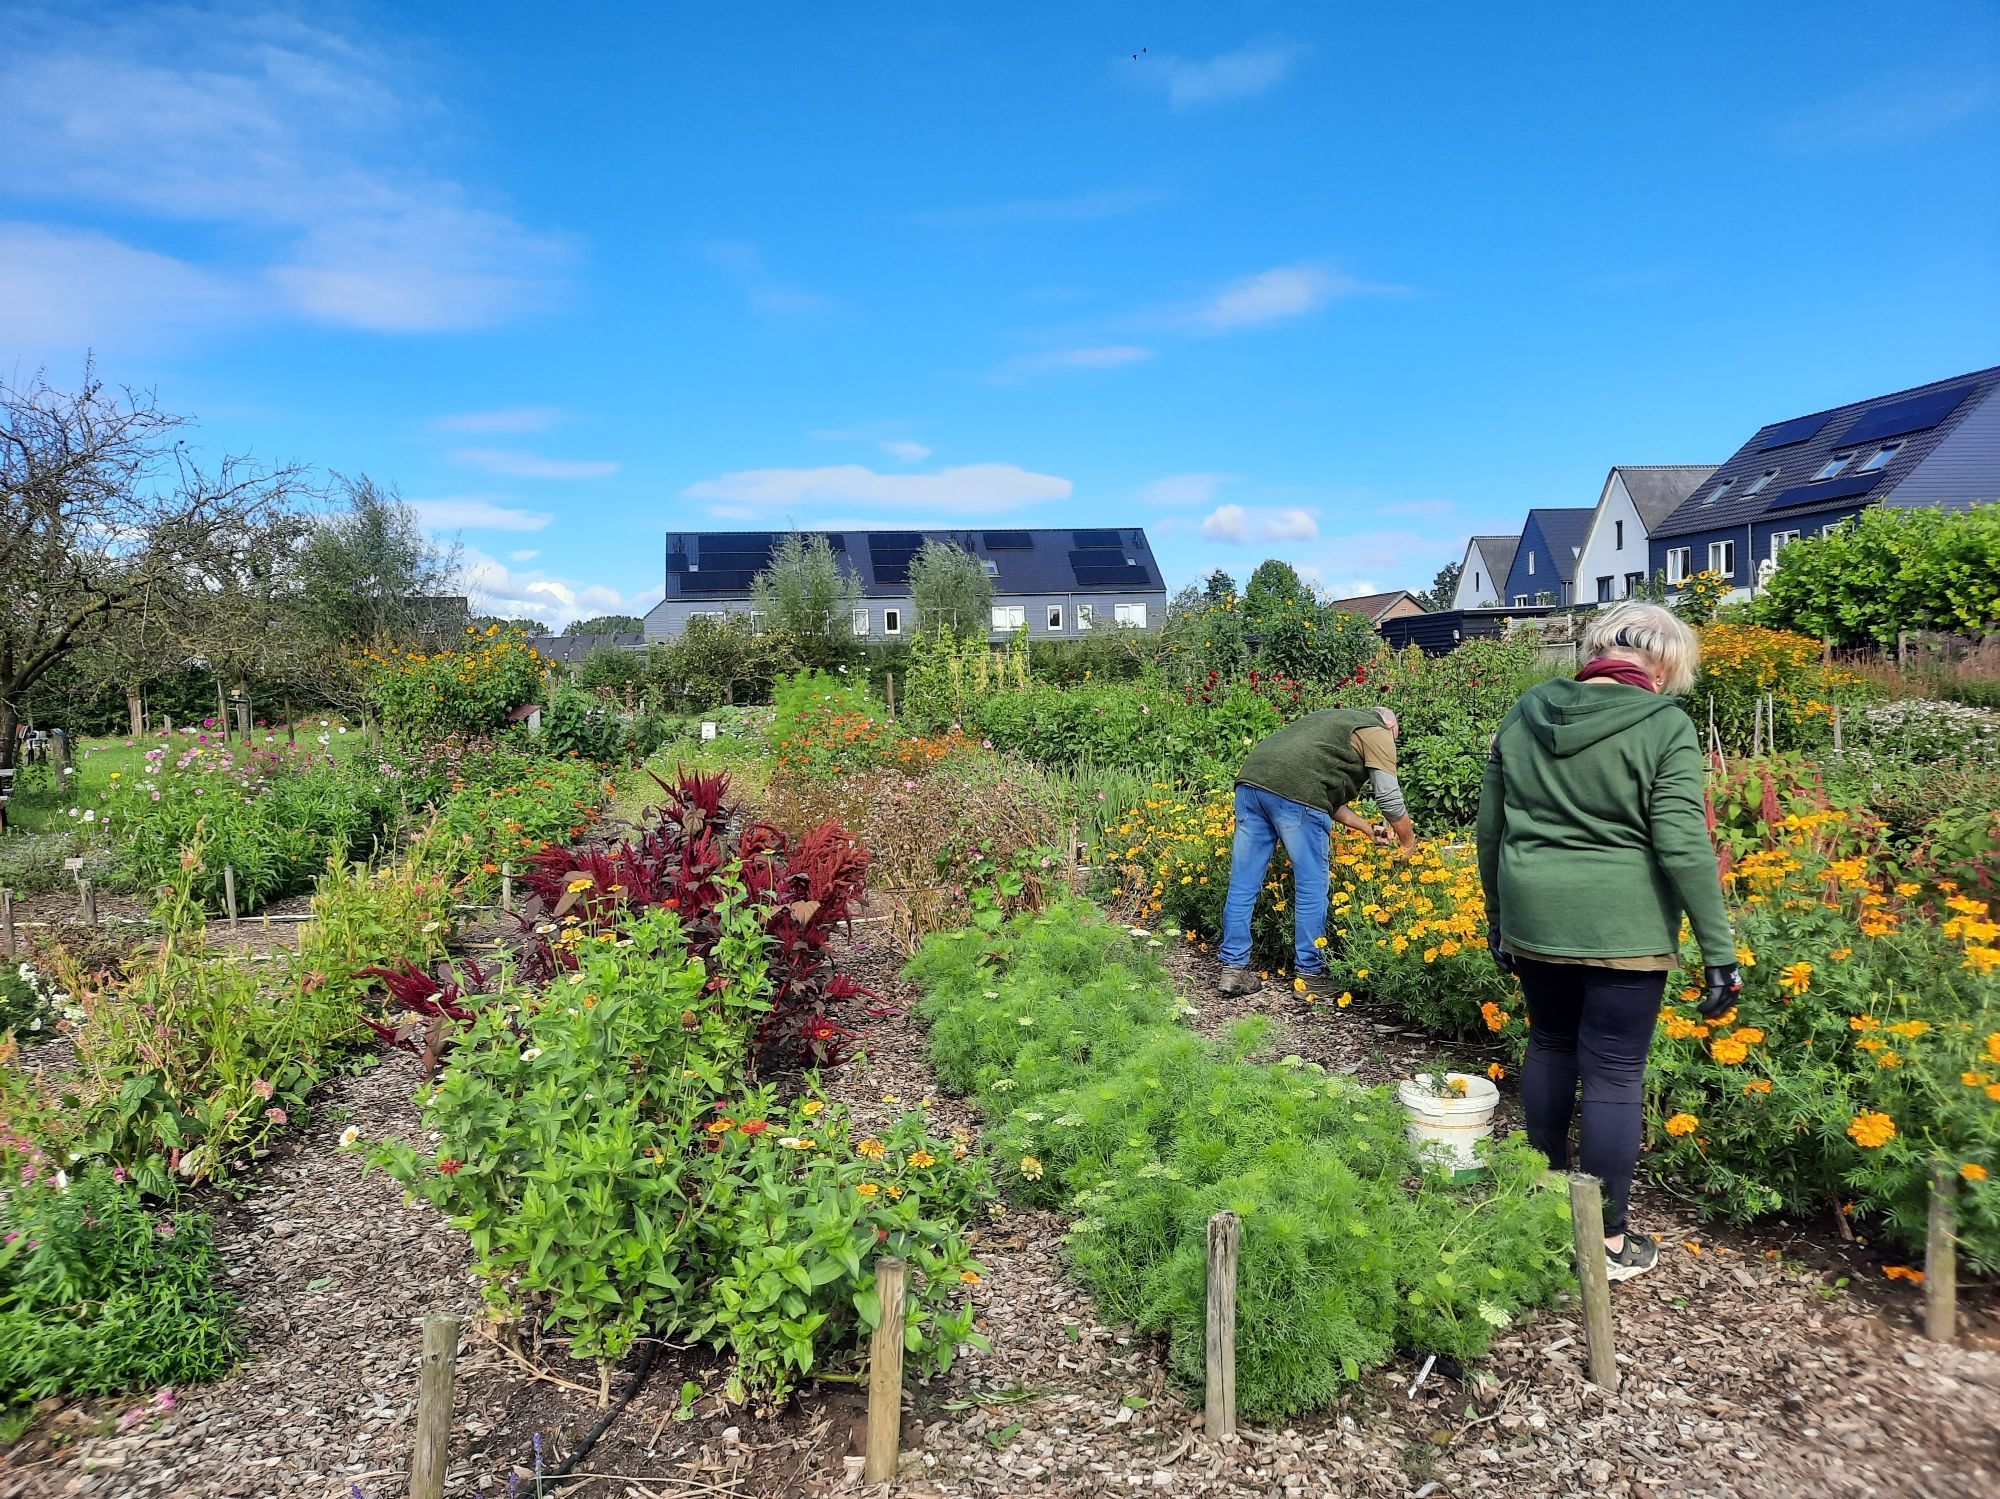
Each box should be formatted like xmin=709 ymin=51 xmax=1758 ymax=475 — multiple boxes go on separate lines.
xmin=1397 ymin=1073 xmax=1500 ymax=1181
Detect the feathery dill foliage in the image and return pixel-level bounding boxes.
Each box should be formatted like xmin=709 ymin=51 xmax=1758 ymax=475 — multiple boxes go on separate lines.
xmin=907 ymin=900 xmax=1572 ymax=1421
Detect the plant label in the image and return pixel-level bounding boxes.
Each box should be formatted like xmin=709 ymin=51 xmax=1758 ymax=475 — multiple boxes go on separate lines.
xmin=701 ymin=721 xmax=718 ymax=741
xmin=64 ymin=857 xmax=86 ymax=872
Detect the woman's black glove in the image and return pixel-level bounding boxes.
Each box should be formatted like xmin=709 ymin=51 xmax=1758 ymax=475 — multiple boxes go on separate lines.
xmin=1699 ymin=964 xmax=1743 ymax=1020
xmin=1488 ymin=930 xmax=1516 ymax=975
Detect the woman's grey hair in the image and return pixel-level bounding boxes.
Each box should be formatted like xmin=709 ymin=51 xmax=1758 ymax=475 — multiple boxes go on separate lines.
xmin=1582 ymin=602 xmax=1701 ymax=694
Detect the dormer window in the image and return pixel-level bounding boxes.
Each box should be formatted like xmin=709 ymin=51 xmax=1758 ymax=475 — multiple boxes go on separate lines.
xmin=1703 ymin=478 xmax=1734 ymax=506
xmin=1813 ymin=454 xmax=1851 ymax=481
xmin=1858 ymin=443 xmax=1902 ymax=473
xmin=1744 ymin=469 xmax=1779 ymax=495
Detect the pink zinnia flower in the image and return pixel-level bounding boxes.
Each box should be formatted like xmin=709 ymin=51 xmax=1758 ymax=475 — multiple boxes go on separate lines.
xmin=251 ymin=1079 xmax=274 ymax=1099
xmin=267 ymin=1107 xmax=288 ymax=1125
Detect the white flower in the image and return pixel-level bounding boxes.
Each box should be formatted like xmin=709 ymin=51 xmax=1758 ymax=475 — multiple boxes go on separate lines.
xmin=53 ymin=1170 xmax=70 ymax=1192
xmin=1017 ymin=1015 xmax=1034 ymax=1026
xmin=983 ymin=990 xmax=999 ymax=999
xmin=339 ymin=1126 xmax=362 ymax=1148
xmin=421 ymin=921 xmax=443 ymax=933
xmin=319 ymin=719 xmax=329 ymax=727
xmin=83 ymin=809 xmax=96 ymax=822
xmin=520 ymin=1047 xmax=543 ymax=1061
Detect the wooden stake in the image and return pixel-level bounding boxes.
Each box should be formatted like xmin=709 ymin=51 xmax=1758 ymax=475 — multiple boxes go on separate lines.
xmin=1 ymin=888 xmax=14 ymax=959
xmin=1205 ymin=1210 xmax=1240 ymax=1439
xmin=1567 ymin=1173 xmax=1620 ymax=1393
xmin=1926 ymin=1165 xmax=1958 ymax=1344
xmin=864 ymin=1258 xmax=908 ymax=1483
xmin=79 ymin=879 xmax=97 ymax=927
xmin=500 ymin=862 xmax=513 ymax=912
xmin=223 ymin=865 xmax=239 ymax=929
xmin=1832 ymin=704 xmax=1843 ymax=754
xmin=885 ymin=672 xmax=896 ymax=719
xmin=410 ymin=1313 xmax=461 ymax=1499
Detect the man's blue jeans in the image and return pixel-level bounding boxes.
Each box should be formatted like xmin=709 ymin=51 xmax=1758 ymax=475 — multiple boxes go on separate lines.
xmin=1218 ymin=783 xmax=1332 ymax=975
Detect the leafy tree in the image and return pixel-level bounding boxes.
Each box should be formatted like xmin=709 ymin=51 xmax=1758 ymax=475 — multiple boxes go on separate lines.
xmin=0 ymin=368 xmax=306 ymax=769
xmin=1242 ymin=559 xmax=1313 ymax=631
xmin=564 ymin=613 xmax=644 ymax=636
xmin=749 ymin=531 xmax=861 ymax=671
xmin=1419 ymin=560 xmax=1461 ymax=611
xmin=907 ymin=540 xmax=994 ymax=637
xmin=299 ymin=475 xmax=463 ymax=651
xmin=1750 ymin=504 xmax=2000 ymax=647
xmin=1203 ymin=570 xmax=1237 ymax=603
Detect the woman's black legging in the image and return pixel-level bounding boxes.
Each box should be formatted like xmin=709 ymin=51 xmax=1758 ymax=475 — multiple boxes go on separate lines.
xmin=1514 ymin=958 xmax=1668 ymax=1237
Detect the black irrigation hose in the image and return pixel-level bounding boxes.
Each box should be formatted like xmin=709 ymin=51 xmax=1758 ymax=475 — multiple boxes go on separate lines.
xmin=547 ymin=1336 xmax=663 ymax=1480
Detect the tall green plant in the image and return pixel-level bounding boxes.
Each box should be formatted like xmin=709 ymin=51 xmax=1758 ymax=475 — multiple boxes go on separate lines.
xmin=908 ymin=539 xmax=995 ymax=637
xmin=750 ymin=531 xmax=862 ymax=670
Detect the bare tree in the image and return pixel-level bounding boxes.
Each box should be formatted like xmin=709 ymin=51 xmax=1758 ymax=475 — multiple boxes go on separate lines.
xmin=0 ymin=368 xmax=306 ymax=769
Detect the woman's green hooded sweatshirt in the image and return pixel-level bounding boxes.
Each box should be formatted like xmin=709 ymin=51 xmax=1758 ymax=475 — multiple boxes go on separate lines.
xmin=1476 ymin=679 xmax=1734 ymax=966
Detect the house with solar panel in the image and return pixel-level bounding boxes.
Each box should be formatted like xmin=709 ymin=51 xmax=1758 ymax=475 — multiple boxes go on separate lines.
xmin=641 ymin=528 xmax=1169 ymax=642
xmin=1648 ymin=365 xmax=2000 ymax=600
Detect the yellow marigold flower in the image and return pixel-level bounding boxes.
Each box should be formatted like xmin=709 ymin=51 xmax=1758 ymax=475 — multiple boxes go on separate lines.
xmin=706 ymin=1119 xmax=735 ymax=1134
xmin=1886 ymin=1020 xmax=1929 ymax=1039
xmin=1778 ymin=962 xmax=1813 ymax=996
xmin=1731 ymin=1027 xmax=1766 ymax=1045
xmin=907 ymin=1149 xmax=936 ymax=1168
xmin=1742 ymin=1079 xmax=1772 ymax=1095
xmin=1480 ymin=1001 xmax=1508 ymax=1033
xmin=856 ymin=1182 xmax=880 ymax=1197
xmin=801 ymin=1099 xmax=825 ymax=1117
xmin=1987 ymin=1083 xmax=2000 ymax=1103
xmin=1664 ymin=1112 xmax=1699 ymax=1137
xmin=1487 ymin=1063 xmax=1505 ymax=1081
xmin=1965 ymin=1071 xmax=1993 ymax=1087
xmin=1710 ymin=1037 xmax=1749 ymax=1066
xmin=959 ymin=1269 xmax=981 ymax=1285
xmin=1019 ymin=1155 xmax=1044 ymax=1180
xmin=1986 ymin=1032 xmax=2000 ymax=1065
xmin=1847 ymin=1111 xmax=1895 ymax=1149
xmin=856 ymin=1137 xmax=886 ymax=1159
xmin=1960 ymin=1163 xmax=1988 ymax=1183
xmin=1829 ymin=947 xmax=1852 ymax=961
xmin=1850 ymin=1015 xmax=1879 ymax=1032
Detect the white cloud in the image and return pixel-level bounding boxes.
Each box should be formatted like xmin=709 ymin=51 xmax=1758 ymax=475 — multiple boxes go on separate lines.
xmin=1200 ymin=503 xmax=1320 ymax=543
xmin=1201 ymin=504 xmax=1249 ymax=542
xmin=1138 ymin=472 xmax=1239 ymax=509
xmin=460 ymin=547 xmax=658 ymax=628
xmin=706 ymin=503 xmax=758 ymax=521
xmin=0 ymin=222 xmax=247 ymax=349
xmin=1263 ymin=508 xmax=1319 ymax=542
xmin=0 ymin=7 xmax=568 ymax=344
xmin=434 ymin=407 xmax=565 ymax=435
xmin=1777 ymin=72 xmax=1992 ymax=150
xmin=701 ymin=241 xmax=828 ymax=314
xmin=880 ymin=440 xmax=932 ymax=464
xmin=450 ymin=448 xmax=620 ymax=481
xmin=997 ymin=344 xmax=1155 ymax=380
xmin=509 ymin=549 xmax=540 ymax=562
xmin=1135 ymin=43 xmax=1307 ymax=109
xmin=913 ymin=187 xmax=1164 ymax=229
xmin=408 ymin=496 xmax=553 ymax=532
xmin=683 ymin=462 xmax=1071 ymax=516
xmin=1182 ymin=262 xmax=1380 ymax=332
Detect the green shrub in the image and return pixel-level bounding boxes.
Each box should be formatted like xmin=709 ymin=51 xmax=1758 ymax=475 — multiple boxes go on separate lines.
xmin=0 ymin=1167 xmax=242 ymax=1405
xmin=365 ymin=627 xmax=548 ymax=741
xmin=373 ymin=898 xmax=988 ymax=1401
xmin=906 ymin=899 xmax=1572 ymax=1420
xmin=540 ymin=683 xmax=624 ymax=763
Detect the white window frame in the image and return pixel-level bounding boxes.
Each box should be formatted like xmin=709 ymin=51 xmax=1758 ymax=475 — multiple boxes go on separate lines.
xmin=1769 ymin=530 xmax=1801 ymax=559
xmin=1858 ymin=443 xmax=1901 ymax=473
xmin=1666 ymin=547 xmax=1691 ymax=584
xmin=991 ymin=604 xmax=1026 ymax=631
xmin=882 ymin=607 xmax=901 ymax=636
xmin=1512 ymin=594 xmax=1530 ymax=607
xmin=1526 ymin=550 xmax=1536 ymax=576
xmin=1812 ymin=454 xmax=1851 ymax=481
xmin=1703 ymin=479 xmax=1734 ymax=506
xmin=1113 ymin=603 xmax=1147 ymax=628
xmin=1046 ymin=603 xmax=1063 ymax=632
xmin=1076 ymin=603 xmax=1094 ymax=629
xmin=1707 ymin=540 xmax=1736 ymax=578
xmin=981 ymin=560 xmax=1000 ymax=577
xmin=851 ymin=606 xmax=869 ymax=638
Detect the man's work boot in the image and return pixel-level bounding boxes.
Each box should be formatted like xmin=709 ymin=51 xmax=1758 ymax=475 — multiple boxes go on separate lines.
xmin=1216 ymin=967 xmax=1261 ymax=998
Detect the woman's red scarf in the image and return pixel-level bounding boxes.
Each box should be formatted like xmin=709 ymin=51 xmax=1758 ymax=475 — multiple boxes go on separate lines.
xmin=1576 ymin=656 xmax=1657 ymax=692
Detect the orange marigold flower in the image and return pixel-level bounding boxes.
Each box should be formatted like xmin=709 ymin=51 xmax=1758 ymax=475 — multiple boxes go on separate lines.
xmin=1664 ymin=1112 xmax=1699 ymax=1137
xmin=1778 ymin=962 xmax=1813 ymax=996
xmin=1710 ymin=1037 xmax=1749 ymax=1065
xmin=1883 ymin=1265 xmax=1924 ymax=1284
xmin=1480 ymin=1000 xmax=1508 ymax=1033
xmin=1960 ymin=1163 xmax=1989 ymax=1183
xmin=1487 ymin=1063 xmax=1505 ymax=1081
xmin=907 ymin=1149 xmax=937 ymax=1169
xmin=1742 ymin=1079 xmax=1772 ymax=1095
xmin=1847 ymin=1110 xmax=1896 ymax=1149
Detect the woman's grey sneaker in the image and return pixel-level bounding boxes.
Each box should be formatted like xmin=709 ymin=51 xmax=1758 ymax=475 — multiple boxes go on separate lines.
xmin=1216 ymin=967 xmax=1261 ymax=997
xmin=1604 ymin=1234 xmax=1659 ymax=1282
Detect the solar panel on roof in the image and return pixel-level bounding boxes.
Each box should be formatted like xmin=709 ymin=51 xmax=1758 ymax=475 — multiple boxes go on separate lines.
xmin=1757 ymin=413 xmax=1833 ymax=450
xmin=1765 ymin=473 xmax=1882 ymax=510
xmin=1073 ymin=529 xmax=1122 ymax=549
xmin=1832 ymin=386 xmax=1974 ymax=447
xmin=868 ymin=532 xmax=924 ymax=586
xmin=984 ymin=531 xmax=1033 ymax=550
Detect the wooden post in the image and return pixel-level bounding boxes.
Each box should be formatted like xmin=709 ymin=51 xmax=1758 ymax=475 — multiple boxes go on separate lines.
xmin=215 ymin=679 xmax=229 ymax=743
xmin=1 ymin=888 xmax=13 ymax=959
xmin=864 ymin=1258 xmax=908 ymax=1483
xmin=1567 ymin=1173 xmax=1620 ymax=1393
xmin=1832 ymin=704 xmax=1843 ymax=754
xmin=1926 ymin=1165 xmax=1958 ymax=1344
xmin=79 ymin=879 xmax=97 ymax=927
xmin=860 ymin=1263 xmax=908 ymax=1487
xmin=885 ymin=672 xmax=896 ymax=719
xmin=54 ymin=729 xmax=71 ymax=773
xmin=500 ymin=862 xmax=513 ymax=912
xmin=409 ymin=1313 xmax=461 ymax=1499
xmin=127 ymin=687 xmax=144 ymax=739
xmin=223 ymin=866 xmax=239 ymax=929
xmin=1205 ymin=1210 xmax=1240 ymax=1439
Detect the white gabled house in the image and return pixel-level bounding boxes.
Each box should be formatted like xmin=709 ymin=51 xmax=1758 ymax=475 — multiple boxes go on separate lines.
xmin=1573 ymin=466 xmax=1717 ymax=606
xmin=1448 ymin=535 xmax=1519 ymax=610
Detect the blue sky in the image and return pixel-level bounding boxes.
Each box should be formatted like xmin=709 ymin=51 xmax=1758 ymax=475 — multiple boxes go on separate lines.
xmin=4 ymin=2 xmax=1997 ymax=627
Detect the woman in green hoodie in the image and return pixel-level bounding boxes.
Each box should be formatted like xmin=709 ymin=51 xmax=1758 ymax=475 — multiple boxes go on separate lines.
xmin=1477 ymin=602 xmax=1741 ymax=1282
